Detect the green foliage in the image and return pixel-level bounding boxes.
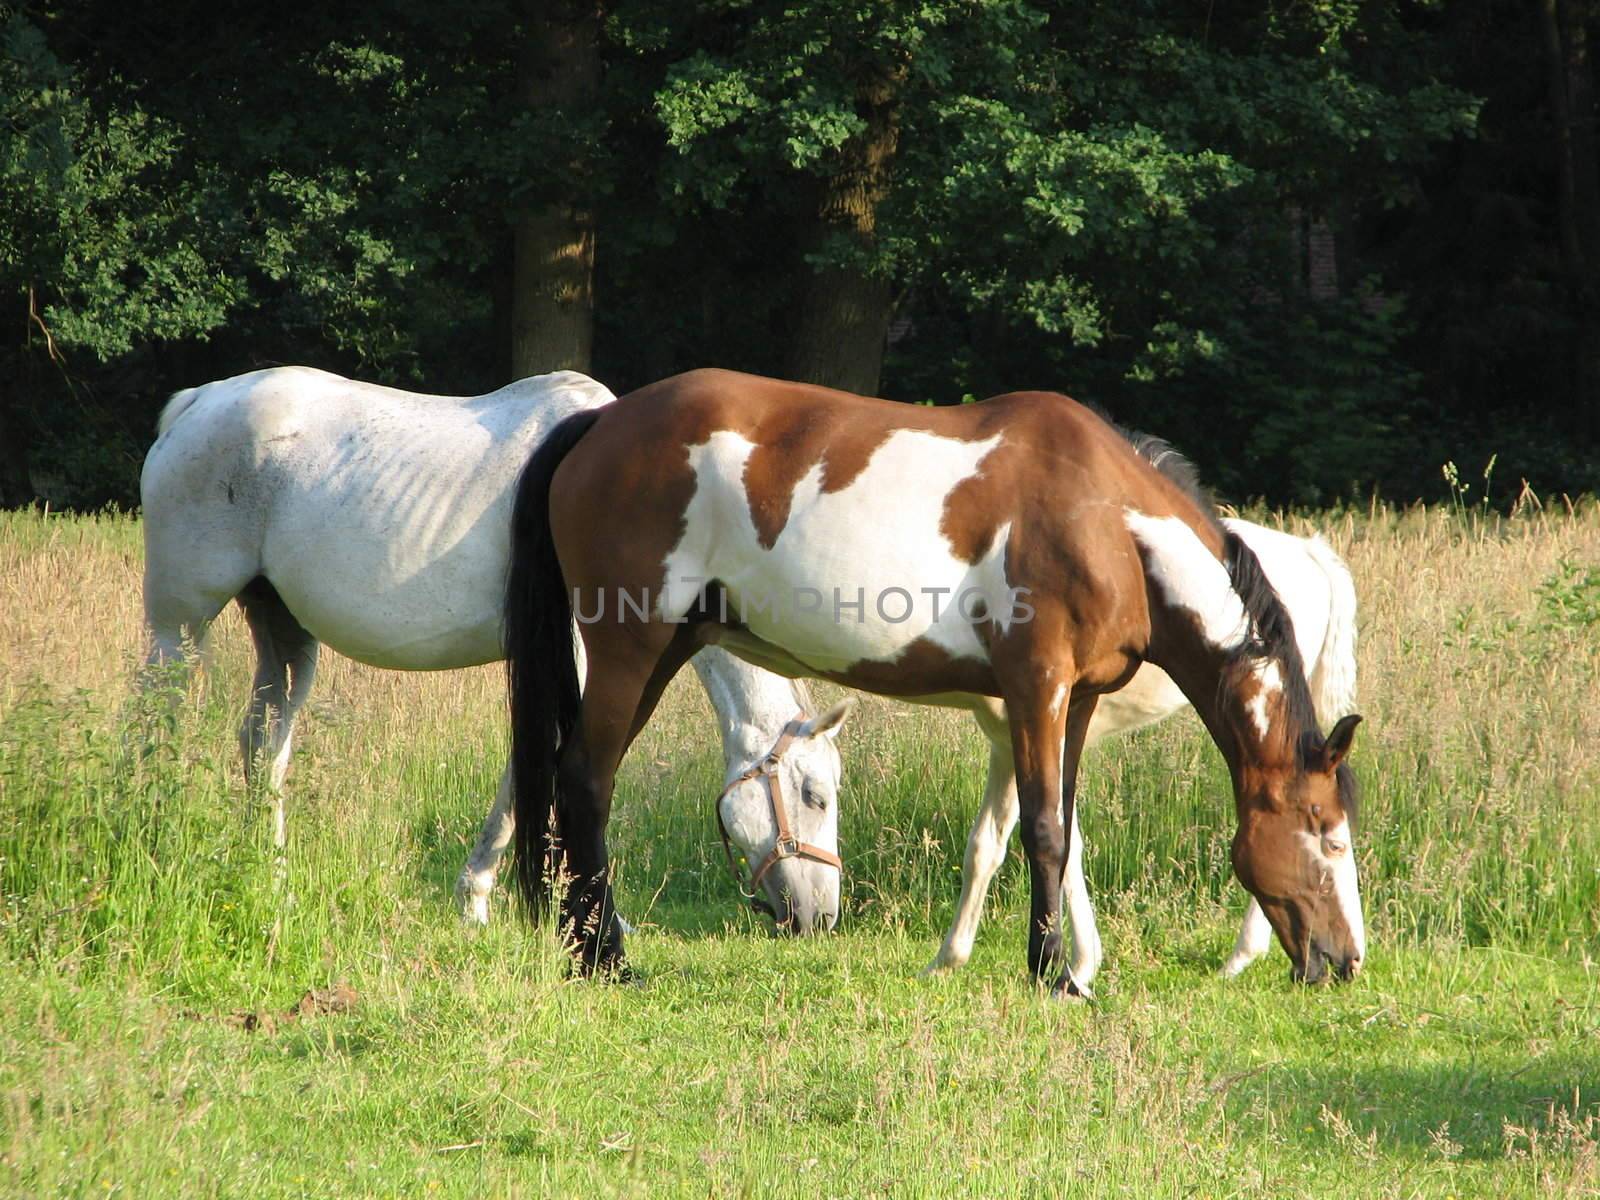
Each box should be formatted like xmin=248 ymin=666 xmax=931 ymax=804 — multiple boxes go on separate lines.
xmin=1 ymin=0 xmax=1594 ymax=508
xmin=0 ymin=13 xmax=245 ymax=358
xmin=1537 ymin=556 xmax=1600 ymax=630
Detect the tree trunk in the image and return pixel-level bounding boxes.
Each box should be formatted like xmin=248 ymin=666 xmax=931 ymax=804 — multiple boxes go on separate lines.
xmin=0 ymin=384 xmax=35 ymax=506
xmin=782 ymin=65 xmax=905 ymax=397
xmin=490 ymin=231 xmax=517 ymax=386
xmin=1539 ymin=0 xmax=1600 ymax=438
xmin=509 ymin=0 xmax=601 ymax=380
xmin=1 ymin=292 xmax=40 ymax=506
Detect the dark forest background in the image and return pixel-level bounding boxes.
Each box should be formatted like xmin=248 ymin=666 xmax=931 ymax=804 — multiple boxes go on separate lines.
xmin=2 ymin=0 xmax=1597 ymax=510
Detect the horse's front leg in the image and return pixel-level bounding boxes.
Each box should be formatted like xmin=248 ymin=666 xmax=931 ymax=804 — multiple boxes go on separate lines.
xmin=1061 ymin=797 xmax=1103 ymax=992
xmin=1050 ymin=695 xmax=1099 ymax=997
xmin=1220 ymin=897 xmax=1273 ymax=977
xmin=1005 ymin=666 xmax=1099 ymax=997
xmin=930 ymin=698 xmax=1105 ymax=984
xmin=927 ymin=734 xmax=1018 ymax=974
xmin=1001 ymin=670 xmax=1074 ymax=990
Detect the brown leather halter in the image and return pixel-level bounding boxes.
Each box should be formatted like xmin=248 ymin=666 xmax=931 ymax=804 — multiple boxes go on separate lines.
xmin=716 ymin=716 xmax=843 ymax=919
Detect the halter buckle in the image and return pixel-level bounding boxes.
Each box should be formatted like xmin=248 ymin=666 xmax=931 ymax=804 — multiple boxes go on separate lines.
xmin=774 ymin=835 xmax=800 ymax=859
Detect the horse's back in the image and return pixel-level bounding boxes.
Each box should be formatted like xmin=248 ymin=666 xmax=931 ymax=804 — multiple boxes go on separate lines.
xmin=141 ymin=366 xmax=616 ymax=668
xmin=556 ymin=370 xmax=1185 ymax=687
xmin=1221 ymin=519 xmax=1357 ymax=721
xmin=1219 ymin=520 xmax=1336 ymax=666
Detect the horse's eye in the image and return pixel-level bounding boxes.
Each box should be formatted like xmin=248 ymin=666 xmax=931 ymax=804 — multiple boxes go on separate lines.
xmin=801 ymin=785 xmax=827 ymax=811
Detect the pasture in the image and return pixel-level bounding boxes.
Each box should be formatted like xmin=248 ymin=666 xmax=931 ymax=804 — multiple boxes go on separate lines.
xmin=2 ymin=501 xmax=1598 ymax=1197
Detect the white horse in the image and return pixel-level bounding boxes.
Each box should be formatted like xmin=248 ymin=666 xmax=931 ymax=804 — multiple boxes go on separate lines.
xmin=928 ymin=515 xmax=1358 ymax=983
xmin=139 ymin=366 xmax=847 ymax=927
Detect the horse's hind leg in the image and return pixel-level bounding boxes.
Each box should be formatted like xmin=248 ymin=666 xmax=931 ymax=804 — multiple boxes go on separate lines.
xmin=554 ymin=629 xmax=696 ymax=972
xmin=137 ymin=563 xmax=235 ymax=764
xmin=457 ymin=760 xmax=635 ymax=934
xmin=236 ymin=578 xmax=319 ymax=849
xmin=142 ymin=579 xmax=215 ymax=686
xmin=457 ymin=764 xmax=515 ymax=925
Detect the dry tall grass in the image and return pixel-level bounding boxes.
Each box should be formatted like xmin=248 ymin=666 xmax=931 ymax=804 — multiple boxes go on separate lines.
xmin=2 ymin=501 xmax=1598 ymax=962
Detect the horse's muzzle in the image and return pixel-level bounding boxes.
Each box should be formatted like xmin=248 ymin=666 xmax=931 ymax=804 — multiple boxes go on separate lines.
xmin=1292 ymin=945 xmax=1362 ymax=985
xmin=770 ymin=891 xmax=839 ymax=937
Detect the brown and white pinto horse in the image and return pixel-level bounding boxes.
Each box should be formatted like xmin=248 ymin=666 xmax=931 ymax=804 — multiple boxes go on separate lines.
xmin=505 ymin=369 xmax=1365 ymax=993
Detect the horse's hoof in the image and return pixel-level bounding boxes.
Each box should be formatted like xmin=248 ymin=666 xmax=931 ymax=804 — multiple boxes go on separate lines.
xmin=457 ymin=891 xmax=490 ymax=928
xmin=565 ymin=958 xmax=631 ymax=983
xmin=568 ymin=943 xmax=634 ymax=984
xmin=1050 ymin=972 xmax=1093 ymax=1001
xmin=592 ymin=961 xmax=640 ymax=986
xmin=453 ymin=872 xmax=493 ymax=927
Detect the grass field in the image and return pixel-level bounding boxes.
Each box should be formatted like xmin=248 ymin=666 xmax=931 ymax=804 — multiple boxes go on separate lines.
xmin=2 ymin=502 xmax=1599 ymax=1197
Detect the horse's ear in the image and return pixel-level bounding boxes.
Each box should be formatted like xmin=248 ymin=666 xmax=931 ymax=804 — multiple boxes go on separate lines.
xmin=802 ymin=698 xmax=854 ymax=741
xmin=1319 ymin=714 xmax=1362 ymax=772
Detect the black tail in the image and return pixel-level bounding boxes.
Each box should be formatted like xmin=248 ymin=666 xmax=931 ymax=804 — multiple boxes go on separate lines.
xmin=505 ymin=407 xmax=603 ymax=919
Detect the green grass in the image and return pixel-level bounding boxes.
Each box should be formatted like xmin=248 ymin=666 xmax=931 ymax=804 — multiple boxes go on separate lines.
xmin=2 ymin=505 xmax=1599 ymax=1197
xmin=5 ymin=939 xmax=1597 ymax=1198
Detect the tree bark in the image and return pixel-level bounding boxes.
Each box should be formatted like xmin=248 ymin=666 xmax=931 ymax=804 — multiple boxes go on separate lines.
xmin=1539 ymin=0 xmax=1600 ymax=438
xmin=509 ymin=0 xmax=601 ymax=379
xmin=0 ymin=385 xmax=35 ymax=507
xmin=782 ymin=65 xmax=906 ymax=398
xmin=1 ymin=292 xmax=41 ymax=506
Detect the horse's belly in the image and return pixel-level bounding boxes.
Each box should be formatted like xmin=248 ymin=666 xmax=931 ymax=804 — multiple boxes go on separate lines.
xmin=262 ymin=505 xmax=508 ymax=670
xmin=273 ymin=564 xmax=504 ymax=669
xmin=295 ymin=596 xmax=502 ymax=669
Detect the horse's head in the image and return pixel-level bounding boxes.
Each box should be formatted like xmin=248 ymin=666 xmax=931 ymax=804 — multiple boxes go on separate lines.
xmin=1231 ymin=714 xmax=1366 ymax=983
xmin=717 ymin=700 xmax=851 ymax=935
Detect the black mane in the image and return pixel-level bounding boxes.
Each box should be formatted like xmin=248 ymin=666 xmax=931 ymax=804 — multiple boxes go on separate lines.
xmin=1110 ymin=417 xmax=1330 ymax=758
xmin=1121 ymin=428 xmax=1215 ymax=522
xmin=1222 ymin=527 xmax=1322 ymax=743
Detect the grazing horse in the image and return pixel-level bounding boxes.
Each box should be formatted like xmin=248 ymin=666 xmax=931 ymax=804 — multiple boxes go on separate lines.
xmin=504 ymin=369 xmax=1366 ymax=991
xmin=139 ymin=366 xmax=846 ymax=928
xmin=930 ymin=506 xmax=1359 ymax=986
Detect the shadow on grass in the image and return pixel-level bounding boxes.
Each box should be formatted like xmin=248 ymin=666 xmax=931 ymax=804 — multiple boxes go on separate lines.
xmin=1222 ymin=1058 xmax=1600 ymax=1162
xmin=276 ymin=1027 xmax=379 ymax=1060
xmin=409 ymin=799 xmax=477 ymax=904
xmin=400 ymin=789 xmax=780 ymax=947
xmin=629 ymin=900 xmax=774 ymax=941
